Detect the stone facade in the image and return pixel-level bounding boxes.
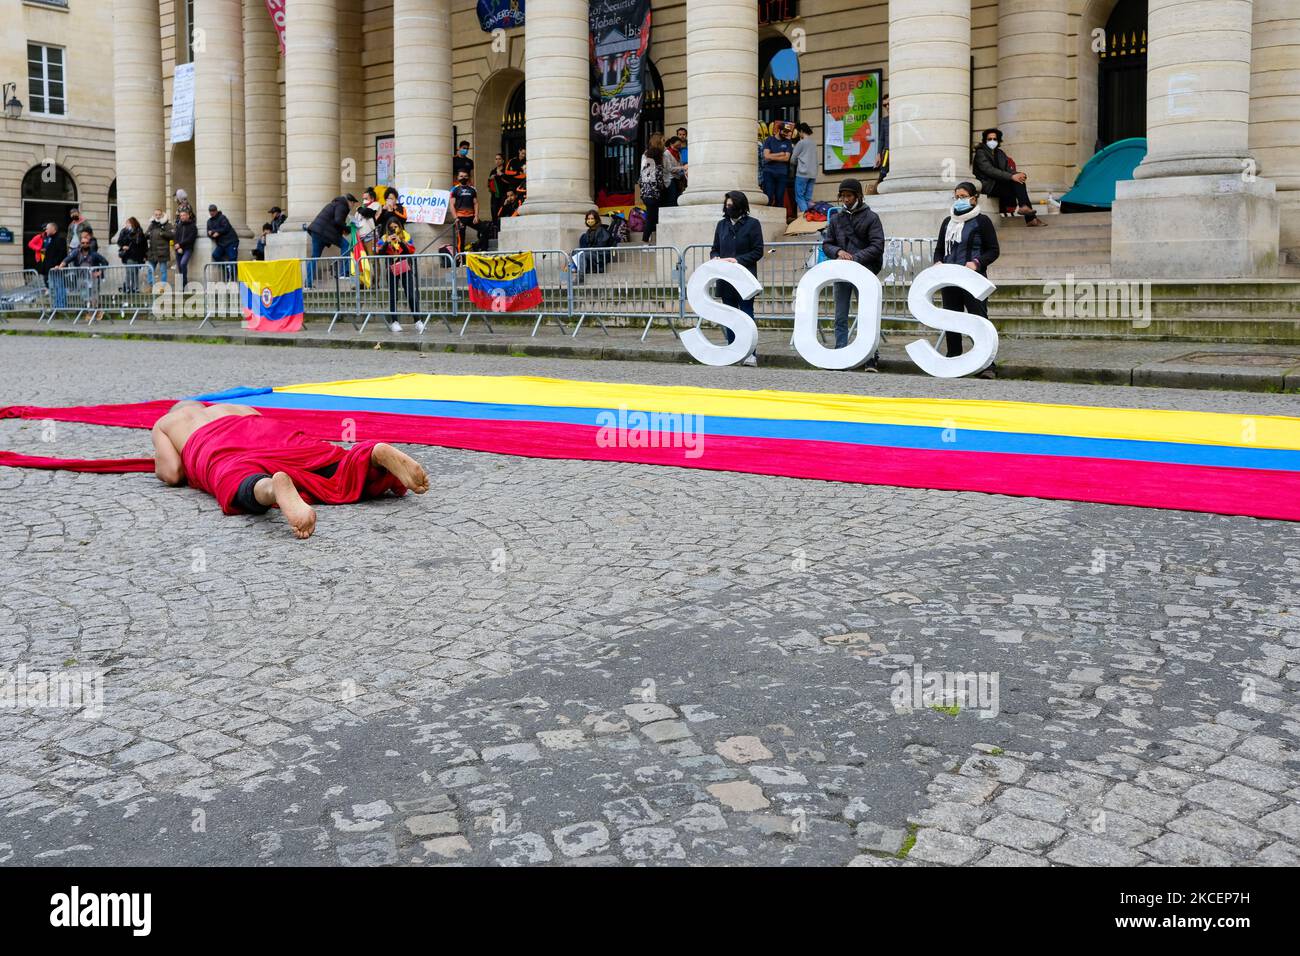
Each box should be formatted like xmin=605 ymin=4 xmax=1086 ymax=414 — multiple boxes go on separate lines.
xmin=4 ymin=0 xmax=1297 ymax=277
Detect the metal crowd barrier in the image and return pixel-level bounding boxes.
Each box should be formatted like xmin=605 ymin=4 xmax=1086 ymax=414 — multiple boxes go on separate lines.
xmin=0 ymin=269 xmax=49 ymax=324
xmin=454 ymin=249 xmax=574 ymax=337
xmin=346 ymin=251 xmax=458 ymax=334
xmin=567 ymin=244 xmax=684 ymax=341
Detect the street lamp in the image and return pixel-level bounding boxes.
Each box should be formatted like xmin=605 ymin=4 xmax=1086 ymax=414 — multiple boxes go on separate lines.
xmin=3 ymin=83 xmax=23 ymax=121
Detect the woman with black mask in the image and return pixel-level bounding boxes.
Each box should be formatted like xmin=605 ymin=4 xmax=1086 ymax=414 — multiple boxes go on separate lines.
xmin=973 ymin=128 xmax=1047 ymax=227
xmin=708 ymin=189 xmax=764 ymax=367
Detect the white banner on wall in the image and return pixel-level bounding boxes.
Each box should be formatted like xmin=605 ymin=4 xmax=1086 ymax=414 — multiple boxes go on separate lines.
xmin=170 ymin=63 xmax=196 ymax=144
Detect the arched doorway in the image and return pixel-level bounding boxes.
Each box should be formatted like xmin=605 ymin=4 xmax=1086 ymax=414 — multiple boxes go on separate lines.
xmin=594 ymin=59 xmax=663 ymax=211
xmin=21 ymin=164 xmax=78 ymax=271
xmin=1097 ymin=0 xmax=1147 ymax=149
xmin=473 ymin=68 xmax=525 ymax=184
xmin=502 ymin=82 xmax=527 ymax=164
xmin=758 ymin=35 xmax=800 ymax=183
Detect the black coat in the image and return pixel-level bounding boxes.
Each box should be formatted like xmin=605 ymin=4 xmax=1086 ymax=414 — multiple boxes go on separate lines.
xmin=972 ymin=144 xmax=1017 ymax=197
xmin=116 ymin=226 xmax=148 ymax=263
xmin=934 ymin=217 xmax=984 ymax=266
xmin=144 ymin=219 xmax=173 ymax=262
xmin=206 ymin=213 xmax=238 ymax=247
xmin=38 ymin=234 xmax=67 ymax=276
xmin=579 ymin=225 xmax=615 ymax=250
xmin=822 ymin=203 xmax=885 ymax=274
xmin=173 ymin=220 xmax=198 ymax=253
xmin=709 ymin=215 xmax=764 ymax=275
xmin=308 ymin=196 xmax=352 ymax=246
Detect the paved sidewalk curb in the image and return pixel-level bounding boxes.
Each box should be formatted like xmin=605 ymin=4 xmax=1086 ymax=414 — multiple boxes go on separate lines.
xmin=5 ymin=322 xmax=1300 ymax=394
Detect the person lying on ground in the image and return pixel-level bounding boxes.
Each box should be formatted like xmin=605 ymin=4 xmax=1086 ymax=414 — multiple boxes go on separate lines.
xmin=150 ymin=400 xmax=429 ymax=539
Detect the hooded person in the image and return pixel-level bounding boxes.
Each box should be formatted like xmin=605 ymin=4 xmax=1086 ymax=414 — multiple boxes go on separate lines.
xmin=708 ymin=189 xmax=764 ymax=367
xmin=821 ymin=178 xmax=886 ymax=369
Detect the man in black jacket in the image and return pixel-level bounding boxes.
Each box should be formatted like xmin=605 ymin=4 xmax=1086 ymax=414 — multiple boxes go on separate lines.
xmin=821 ymin=178 xmax=886 ymax=369
xmin=972 ymin=129 xmax=1045 ymax=227
xmin=306 ymin=194 xmax=357 ymax=286
xmin=206 ymin=204 xmax=240 ymax=280
xmin=709 ymin=190 xmax=764 ymax=366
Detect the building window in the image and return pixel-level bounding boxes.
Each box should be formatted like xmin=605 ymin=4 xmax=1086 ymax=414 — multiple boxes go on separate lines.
xmin=185 ymin=0 xmax=196 ymax=64
xmin=27 ymin=43 xmax=66 ymax=116
xmin=759 ymin=0 xmax=799 ymax=25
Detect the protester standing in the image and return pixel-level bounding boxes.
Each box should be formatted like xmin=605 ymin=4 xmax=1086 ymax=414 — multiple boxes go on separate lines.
xmin=709 ymin=189 xmax=764 ymax=367
xmin=306 ymin=193 xmax=358 ymax=285
xmin=454 ymin=141 xmax=475 ymax=183
xmin=760 ymin=122 xmax=794 ymax=208
xmin=205 ymin=204 xmax=240 ymax=280
xmin=173 ymin=209 xmax=198 ymax=289
xmin=486 ymin=153 xmax=509 ymax=224
xmin=791 ymin=123 xmax=817 ymax=214
xmin=144 ymin=209 xmax=173 ymax=288
xmin=377 ymin=219 xmax=421 ymax=333
xmin=115 ymin=217 xmax=148 ymax=292
xmin=68 ymin=209 xmax=95 ymax=252
xmin=933 ymin=181 xmax=999 ymax=376
xmin=876 ymin=93 xmax=890 ymax=184
xmin=639 ymin=132 xmax=667 ymax=244
xmin=450 ymin=170 xmax=479 ymax=254
xmin=664 ymin=136 xmax=687 ymax=207
xmin=375 ymin=190 xmax=407 ymax=237
xmin=354 ymin=188 xmax=380 ymax=254
xmin=821 ymin=178 xmax=885 ymax=370
xmin=37 ymin=223 xmax=67 ymax=307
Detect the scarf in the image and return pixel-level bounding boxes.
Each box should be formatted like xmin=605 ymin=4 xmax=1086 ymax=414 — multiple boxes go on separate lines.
xmin=944 ymin=204 xmax=980 ymax=258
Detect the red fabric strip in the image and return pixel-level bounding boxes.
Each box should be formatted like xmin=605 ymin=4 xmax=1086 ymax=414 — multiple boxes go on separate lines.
xmin=2 ymin=400 xmax=1297 ymax=521
xmin=0 ymin=451 xmax=156 ymax=473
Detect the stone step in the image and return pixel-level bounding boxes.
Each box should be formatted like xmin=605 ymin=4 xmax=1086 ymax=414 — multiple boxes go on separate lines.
xmin=992 ymin=237 xmax=1112 ymax=254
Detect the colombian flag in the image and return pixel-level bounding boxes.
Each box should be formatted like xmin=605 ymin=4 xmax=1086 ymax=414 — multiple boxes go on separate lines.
xmin=239 ymin=259 xmax=304 ymax=332
xmin=464 ymin=252 xmax=544 ymax=312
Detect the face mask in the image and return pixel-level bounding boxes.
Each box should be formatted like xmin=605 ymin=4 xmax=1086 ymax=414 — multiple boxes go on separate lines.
xmin=985 ymin=140 xmax=999 ymax=150
xmin=460 ymin=149 xmax=468 ymax=156
xmin=953 ymin=199 xmax=973 ymax=214
xmin=724 ymin=204 xmax=736 ymax=219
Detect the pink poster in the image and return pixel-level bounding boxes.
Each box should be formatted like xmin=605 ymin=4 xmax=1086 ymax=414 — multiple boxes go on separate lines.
xmin=264 ymin=0 xmax=286 ymax=55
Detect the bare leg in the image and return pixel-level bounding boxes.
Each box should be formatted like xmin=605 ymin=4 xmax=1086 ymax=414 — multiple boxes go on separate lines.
xmin=255 ymin=473 xmax=317 ymax=539
xmin=371 ymin=443 xmax=429 ymax=494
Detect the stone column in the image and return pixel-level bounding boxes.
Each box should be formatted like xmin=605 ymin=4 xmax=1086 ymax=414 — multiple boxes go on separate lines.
xmin=338 ymin=0 xmax=366 ymax=195
xmin=657 ymin=0 xmax=783 ymax=250
xmin=393 ymin=0 xmax=453 ymax=192
xmin=498 ymin=0 xmax=592 ymax=253
xmin=244 ymin=0 xmax=282 ymax=233
xmin=1113 ymin=0 xmax=1280 ymax=278
xmin=113 ymin=0 xmax=167 ymax=226
xmin=282 ymin=0 xmax=339 ymax=235
xmin=996 ymin=0 xmax=1072 ymax=197
xmin=871 ymin=0 xmax=973 ymax=238
xmin=193 ymin=0 xmax=248 ymax=233
xmin=1250 ymin=0 xmax=1300 ymax=258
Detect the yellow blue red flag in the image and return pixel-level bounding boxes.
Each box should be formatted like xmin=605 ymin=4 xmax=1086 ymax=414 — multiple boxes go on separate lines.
xmin=464 ymin=252 xmax=544 ymax=312
xmin=238 ymin=259 xmax=304 ymax=332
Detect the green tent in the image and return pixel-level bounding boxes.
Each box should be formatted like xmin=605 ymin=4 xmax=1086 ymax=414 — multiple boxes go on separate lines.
xmin=1060 ymin=137 xmax=1147 ymax=212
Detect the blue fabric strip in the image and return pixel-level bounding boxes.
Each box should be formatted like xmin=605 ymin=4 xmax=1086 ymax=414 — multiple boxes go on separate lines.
xmin=201 ymin=389 xmax=1300 ymax=473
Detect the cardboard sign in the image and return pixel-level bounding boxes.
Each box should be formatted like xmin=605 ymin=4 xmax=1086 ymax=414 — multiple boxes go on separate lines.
xmin=400 ymin=188 xmax=451 ymax=225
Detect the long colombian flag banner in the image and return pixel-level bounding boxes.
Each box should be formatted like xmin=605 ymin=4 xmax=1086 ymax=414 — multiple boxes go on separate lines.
xmin=238 ymin=259 xmax=304 ymax=332
xmin=464 ymin=253 xmax=544 ymax=312
xmin=3 ymin=373 xmax=1298 ymax=522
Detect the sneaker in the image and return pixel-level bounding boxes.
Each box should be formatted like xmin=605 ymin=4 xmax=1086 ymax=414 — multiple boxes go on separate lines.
xmin=742 ymin=353 xmax=758 ymax=367
xmin=863 ymin=354 xmax=880 ymax=373
xmin=414 ymin=319 xmax=426 ymax=334
xmin=388 ymin=320 xmax=403 ymax=333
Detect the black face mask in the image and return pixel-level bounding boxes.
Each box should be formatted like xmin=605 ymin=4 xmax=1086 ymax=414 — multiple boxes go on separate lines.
xmin=724 ymin=204 xmax=738 ymax=219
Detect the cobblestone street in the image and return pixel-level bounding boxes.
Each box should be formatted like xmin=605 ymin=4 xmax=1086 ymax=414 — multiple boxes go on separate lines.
xmin=1 ymin=338 xmax=1298 ymax=867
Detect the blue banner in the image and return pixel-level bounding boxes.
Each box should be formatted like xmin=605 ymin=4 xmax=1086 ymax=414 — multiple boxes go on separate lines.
xmin=477 ymin=0 xmax=524 ymax=32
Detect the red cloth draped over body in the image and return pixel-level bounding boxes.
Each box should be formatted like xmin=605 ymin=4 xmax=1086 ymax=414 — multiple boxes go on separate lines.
xmin=179 ymin=414 xmax=406 ymax=514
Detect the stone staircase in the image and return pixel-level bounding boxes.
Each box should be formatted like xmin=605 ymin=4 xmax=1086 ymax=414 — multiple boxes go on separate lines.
xmin=988 ymin=209 xmax=1113 ymax=280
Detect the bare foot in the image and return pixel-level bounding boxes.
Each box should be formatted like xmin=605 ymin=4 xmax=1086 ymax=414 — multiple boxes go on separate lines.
xmin=372 ymin=443 xmax=429 ymax=494
xmin=271 ymin=471 xmax=317 ymax=539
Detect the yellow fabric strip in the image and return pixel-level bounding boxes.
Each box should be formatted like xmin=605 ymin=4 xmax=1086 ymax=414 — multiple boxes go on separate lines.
xmin=273 ymin=373 xmax=1300 ymax=451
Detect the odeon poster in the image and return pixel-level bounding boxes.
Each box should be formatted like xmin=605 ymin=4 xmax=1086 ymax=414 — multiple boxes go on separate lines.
xmin=589 ymin=0 xmax=652 ymax=144
xmin=823 ymin=69 xmax=883 ymax=172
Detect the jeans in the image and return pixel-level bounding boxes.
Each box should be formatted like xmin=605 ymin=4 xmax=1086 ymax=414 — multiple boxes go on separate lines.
xmin=121 ymin=261 xmax=142 ymax=293
xmin=833 ymin=281 xmax=880 ymax=364
xmin=211 ymin=242 xmax=239 ymax=281
xmin=939 ymin=285 xmax=990 ymax=357
xmin=306 ymin=232 xmax=333 ymax=287
xmin=177 ymin=249 xmax=193 ymax=290
xmin=47 ymin=271 xmax=66 ymax=309
xmin=794 ymin=177 xmax=815 ymax=214
xmin=762 ymin=167 xmax=789 ymax=207
xmin=989 ymin=178 xmax=1036 ymax=221
xmin=718 ymin=281 xmax=756 ymax=346
xmin=146 ymin=260 xmax=169 ymax=288
xmin=387 ymin=261 xmax=418 ymax=313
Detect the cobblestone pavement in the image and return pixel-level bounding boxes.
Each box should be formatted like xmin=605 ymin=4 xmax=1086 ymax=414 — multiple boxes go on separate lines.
xmin=1 ymin=338 xmax=1298 ymax=866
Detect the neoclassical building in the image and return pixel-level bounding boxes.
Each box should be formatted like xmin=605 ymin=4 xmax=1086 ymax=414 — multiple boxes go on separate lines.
xmin=13 ymin=0 xmax=1300 ymax=279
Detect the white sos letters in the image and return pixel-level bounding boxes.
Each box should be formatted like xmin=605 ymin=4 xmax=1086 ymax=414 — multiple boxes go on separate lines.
xmin=683 ymin=260 xmax=998 ymax=378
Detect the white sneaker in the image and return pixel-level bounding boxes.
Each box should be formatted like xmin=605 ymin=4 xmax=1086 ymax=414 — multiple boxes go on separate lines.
xmin=414 ymin=319 xmax=426 ymax=334
xmin=742 ymin=354 xmax=758 ymax=367
xmin=388 ymin=320 xmax=403 ymax=333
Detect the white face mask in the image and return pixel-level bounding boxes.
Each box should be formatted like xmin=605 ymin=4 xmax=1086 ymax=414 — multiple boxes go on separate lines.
xmin=985 ymin=140 xmax=999 ymax=150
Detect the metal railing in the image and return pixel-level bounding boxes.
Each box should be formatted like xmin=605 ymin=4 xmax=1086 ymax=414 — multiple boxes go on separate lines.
xmin=0 ymin=270 xmax=49 ymax=324
xmin=567 ymin=245 xmax=684 ymax=340
xmin=18 ymin=238 xmax=939 ymax=343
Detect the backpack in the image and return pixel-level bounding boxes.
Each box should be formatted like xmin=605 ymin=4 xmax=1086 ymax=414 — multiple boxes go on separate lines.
xmin=627 ymin=206 xmax=647 ymax=234
xmin=607 ymin=212 xmax=629 ymax=245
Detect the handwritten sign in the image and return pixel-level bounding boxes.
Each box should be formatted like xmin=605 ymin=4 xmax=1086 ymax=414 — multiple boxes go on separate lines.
xmin=401 ymin=187 xmax=451 ymax=225
xmin=170 ymin=63 xmax=195 ymax=144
